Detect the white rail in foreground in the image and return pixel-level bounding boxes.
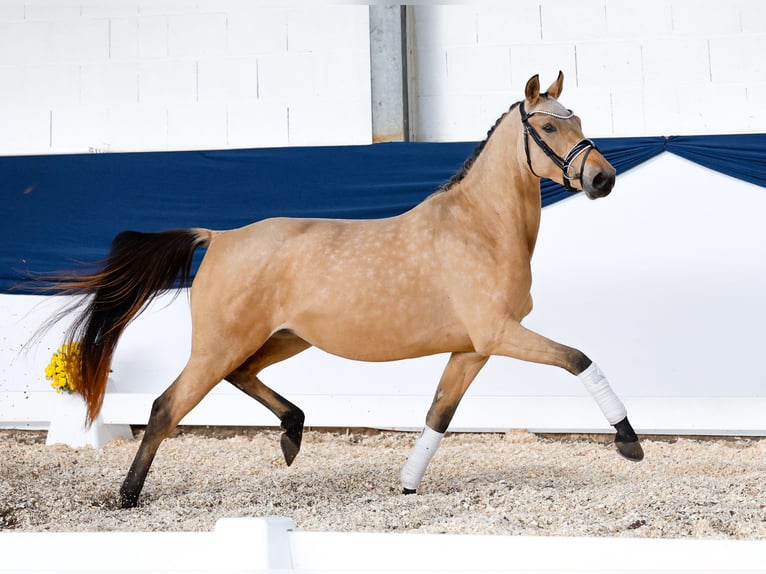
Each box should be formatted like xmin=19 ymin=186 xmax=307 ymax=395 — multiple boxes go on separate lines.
xmin=1 ymin=517 xmax=765 ymax=573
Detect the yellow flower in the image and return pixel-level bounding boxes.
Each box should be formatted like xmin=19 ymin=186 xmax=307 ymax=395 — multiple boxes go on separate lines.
xmin=45 ymin=341 xmax=82 ymax=394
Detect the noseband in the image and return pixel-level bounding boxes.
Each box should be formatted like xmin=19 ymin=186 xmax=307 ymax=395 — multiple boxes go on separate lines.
xmin=519 ymin=101 xmax=597 ymax=192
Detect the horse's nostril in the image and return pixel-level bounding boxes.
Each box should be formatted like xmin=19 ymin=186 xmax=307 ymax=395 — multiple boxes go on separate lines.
xmin=592 ymin=170 xmax=615 ymax=194
xmin=593 ymin=172 xmax=605 ymax=188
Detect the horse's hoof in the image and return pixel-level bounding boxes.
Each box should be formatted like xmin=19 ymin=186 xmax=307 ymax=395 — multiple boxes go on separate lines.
xmin=119 ymin=492 xmax=139 ymax=509
xmin=616 ymin=440 xmax=644 ymax=462
xmin=280 ymin=433 xmax=301 ymax=467
xmin=613 ymin=417 xmax=643 ymax=461
xmin=402 ymin=488 xmax=416 ymax=495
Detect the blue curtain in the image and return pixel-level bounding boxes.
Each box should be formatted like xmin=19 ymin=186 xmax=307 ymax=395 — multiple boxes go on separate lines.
xmin=665 ymin=134 xmax=766 ymax=189
xmin=1 ymin=134 xmax=762 ymax=293
xmin=541 ymin=136 xmax=666 ymax=205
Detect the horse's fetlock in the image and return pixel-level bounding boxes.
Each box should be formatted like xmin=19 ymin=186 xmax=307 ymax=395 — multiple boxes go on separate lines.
xmin=568 ymin=351 xmax=592 ymax=376
xmin=281 ymin=408 xmax=305 ymax=434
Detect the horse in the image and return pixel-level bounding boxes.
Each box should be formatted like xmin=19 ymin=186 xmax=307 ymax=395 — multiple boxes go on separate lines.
xmin=43 ymin=72 xmax=643 ymax=508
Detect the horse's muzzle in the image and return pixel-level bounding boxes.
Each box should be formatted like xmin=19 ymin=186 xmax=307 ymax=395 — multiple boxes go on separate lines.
xmin=584 ymin=167 xmax=616 ymax=199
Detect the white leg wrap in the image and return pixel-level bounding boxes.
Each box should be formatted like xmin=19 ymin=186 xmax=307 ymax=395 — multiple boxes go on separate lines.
xmin=578 ymin=362 xmax=627 ymax=426
xmin=400 ymin=426 xmax=444 ymax=491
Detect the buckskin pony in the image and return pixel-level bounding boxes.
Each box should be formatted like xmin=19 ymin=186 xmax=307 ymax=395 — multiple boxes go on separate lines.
xmin=42 ymin=72 xmax=643 ymax=508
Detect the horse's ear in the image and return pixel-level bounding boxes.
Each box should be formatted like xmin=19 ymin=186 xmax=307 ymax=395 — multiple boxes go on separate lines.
xmin=545 ymin=71 xmax=564 ymax=99
xmin=525 ymin=74 xmax=540 ymax=104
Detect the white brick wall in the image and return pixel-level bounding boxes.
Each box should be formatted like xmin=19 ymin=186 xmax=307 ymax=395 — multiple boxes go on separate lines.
xmin=1 ymin=1 xmax=764 ymax=154
xmin=411 ymin=0 xmax=766 ymax=140
xmin=0 ymin=2 xmax=371 ymax=155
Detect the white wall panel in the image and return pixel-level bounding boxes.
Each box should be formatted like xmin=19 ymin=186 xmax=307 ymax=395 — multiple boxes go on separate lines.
xmin=287 ymin=96 xmax=372 ymax=146
xmin=137 ymin=59 xmax=196 ymax=104
xmin=670 ymin=0 xmax=743 ymax=36
xmin=476 ymin=4 xmax=541 ymax=45
xmin=746 ymin=84 xmax=766 ymax=130
xmin=81 ymin=61 xmax=139 ymax=104
xmin=102 ymin=105 xmax=167 ymax=151
xmin=167 ymin=13 xmax=227 ymax=58
xmin=509 ymin=43 xmax=576 ymax=88
xmin=167 ymin=104 xmax=227 ymax=149
xmin=676 ymin=85 xmax=749 ymax=134
xmin=137 ymin=16 xmax=169 ymax=59
xmin=23 ymin=2 xmax=81 ymax=21
xmin=109 ymin=18 xmax=139 ymax=60
xmin=446 ymin=45 xmax=511 ymax=94
xmin=603 ymin=1 xmax=673 ymax=39
xmin=741 ymin=0 xmax=766 ymax=33
xmin=641 ymin=38 xmax=711 ymax=85
xmin=0 ymin=106 xmax=49 ymax=154
xmin=51 ymin=105 xmax=109 ymax=150
xmin=227 ymin=101 xmax=288 ymax=148
xmin=226 ymin=9 xmax=287 ymax=55
xmin=411 ymin=0 xmax=766 ymax=140
xmin=575 ymin=42 xmax=643 ymax=88
xmin=47 ymin=19 xmax=110 ymax=64
xmin=0 ymin=2 xmax=24 ymax=20
xmin=256 ymin=52 xmax=321 ymax=102
xmin=197 ymin=58 xmax=259 ymax=103
xmin=710 ymin=35 xmax=766 ymax=84
xmin=0 ymin=65 xmax=81 ymax=106
xmin=0 ymin=2 xmax=371 ymax=155
xmin=1 ymin=1 xmax=762 ymax=154
xmin=540 ymin=0 xmax=608 ymax=43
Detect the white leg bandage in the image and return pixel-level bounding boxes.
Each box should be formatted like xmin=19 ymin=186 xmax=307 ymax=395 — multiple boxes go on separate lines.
xmin=578 ymin=362 xmax=627 ymax=425
xmin=400 ymin=426 xmax=444 ymax=491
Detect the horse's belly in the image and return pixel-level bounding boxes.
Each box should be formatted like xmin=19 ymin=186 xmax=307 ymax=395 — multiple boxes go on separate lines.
xmin=309 ymin=328 xmax=475 ymax=362
xmin=285 ymin=304 xmax=474 ymax=362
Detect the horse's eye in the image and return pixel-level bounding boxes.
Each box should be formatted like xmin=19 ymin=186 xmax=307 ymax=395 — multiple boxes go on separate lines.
xmin=542 ymin=123 xmax=556 ymax=133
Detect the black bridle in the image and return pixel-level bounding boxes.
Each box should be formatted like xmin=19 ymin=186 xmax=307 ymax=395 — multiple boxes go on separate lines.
xmin=519 ymin=101 xmax=597 ymax=193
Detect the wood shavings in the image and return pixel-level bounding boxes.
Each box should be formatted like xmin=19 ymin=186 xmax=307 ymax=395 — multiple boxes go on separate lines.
xmin=1 ymin=429 xmax=765 ymax=538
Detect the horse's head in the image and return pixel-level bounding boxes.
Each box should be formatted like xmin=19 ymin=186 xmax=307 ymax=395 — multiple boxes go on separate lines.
xmin=519 ymin=72 xmax=615 ymax=199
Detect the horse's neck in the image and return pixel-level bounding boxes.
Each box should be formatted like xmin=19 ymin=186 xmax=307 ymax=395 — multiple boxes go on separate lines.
xmin=446 ymin=117 xmax=542 ymax=255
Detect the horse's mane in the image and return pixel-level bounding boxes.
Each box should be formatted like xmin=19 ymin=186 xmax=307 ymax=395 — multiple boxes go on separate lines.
xmin=438 ymin=101 xmax=521 ymax=193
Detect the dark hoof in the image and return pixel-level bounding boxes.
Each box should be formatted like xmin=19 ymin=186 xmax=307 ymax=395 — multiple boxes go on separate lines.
xmin=613 ymin=416 xmax=643 ymax=461
xmin=119 ymin=491 xmax=139 ymax=509
xmin=616 ymin=440 xmax=644 ymax=462
xmin=280 ymin=433 xmax=301 ymax=467
xmin=280 ymin=410 xmax=304 ymax=467
xmin=402 ymin=488 xmax=416 ymax=495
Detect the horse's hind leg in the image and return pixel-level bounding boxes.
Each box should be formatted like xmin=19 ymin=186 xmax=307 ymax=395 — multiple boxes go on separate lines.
xmin=474 ymin=320 xmax=643 ymax=462
xmin=120 ymin=356 xmax=234 ymax=508
xmin=401 ymin=352 xmax=489 ymax=494
xmin=225 ymin=333 xmax=311 ymax=466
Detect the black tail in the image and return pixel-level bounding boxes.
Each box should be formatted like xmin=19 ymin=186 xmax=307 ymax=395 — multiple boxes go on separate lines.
xmin=42 ymin=228 xmax=210 ymax=423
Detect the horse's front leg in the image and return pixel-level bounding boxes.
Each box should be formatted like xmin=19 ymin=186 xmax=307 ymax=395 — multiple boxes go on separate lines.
xmin=474 ymin=321 xmax=644 ymax=462
xmin=401 ymin=352 xmax=489 ymax=494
